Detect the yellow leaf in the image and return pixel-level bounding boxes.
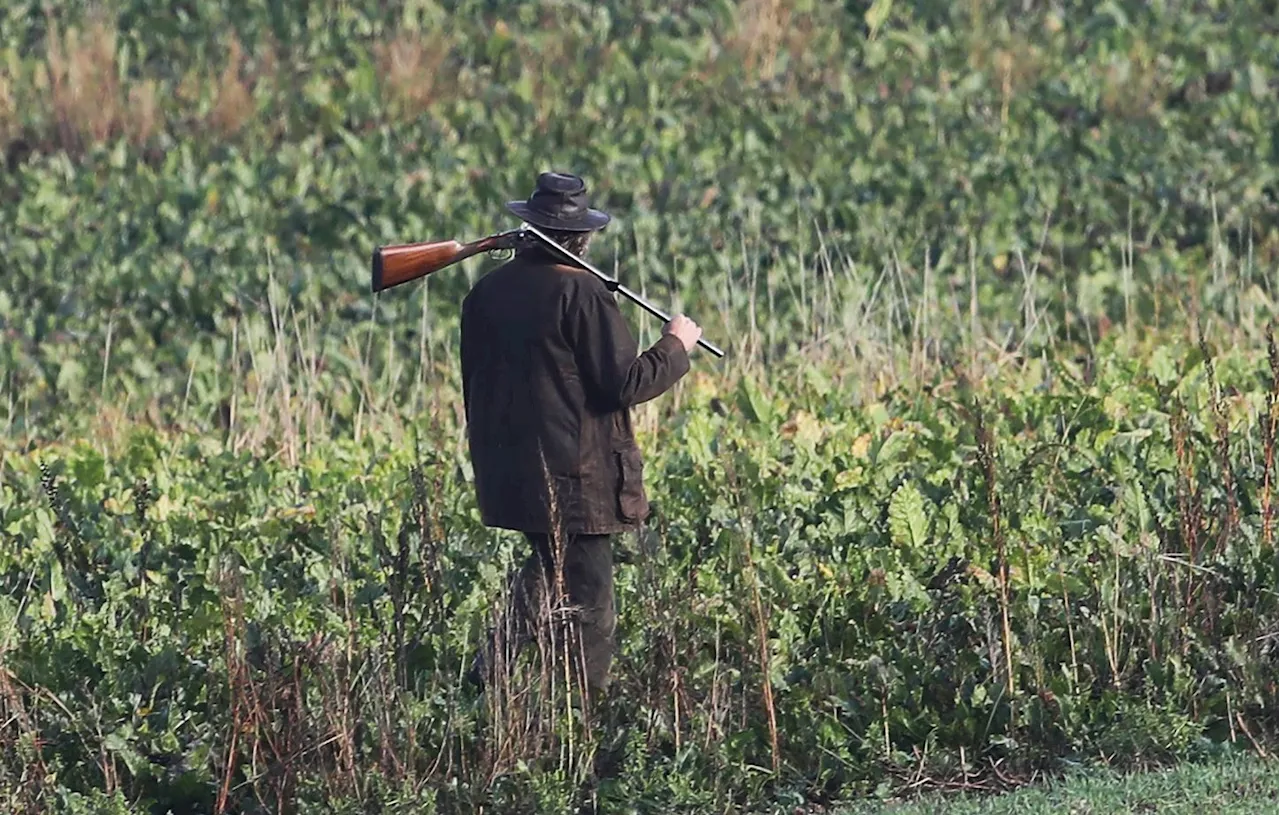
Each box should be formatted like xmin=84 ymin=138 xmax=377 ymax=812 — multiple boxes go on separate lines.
xmin=780 ymin=411 xmax=824 ymax=446
xmin=851 ymin=433 xmax=873 ymax=459
xmin=149 ymin=494 xmax=173 ymax=522
xmin=834 ymin=467 xmax=864 ymax=490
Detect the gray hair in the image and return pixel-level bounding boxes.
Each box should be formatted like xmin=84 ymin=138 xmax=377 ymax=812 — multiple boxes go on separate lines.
xmin=520 ymin=229 xmax=594 ymax=263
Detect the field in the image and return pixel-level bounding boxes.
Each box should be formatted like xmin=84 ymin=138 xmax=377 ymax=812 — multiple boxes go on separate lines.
xmin=0 ymin=1 xmax=1277 ymax=813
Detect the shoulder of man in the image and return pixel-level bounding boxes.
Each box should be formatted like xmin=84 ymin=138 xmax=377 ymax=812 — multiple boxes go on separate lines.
xmin=550 ymin=261 xmax=618 ymax=301
xmin=463 ymin=257 xmax=614 ymax=314
xmin=463 ymin=256 xmax=519 ymax=302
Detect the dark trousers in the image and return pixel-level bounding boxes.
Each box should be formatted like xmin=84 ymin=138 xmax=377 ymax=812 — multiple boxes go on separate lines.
xmin=471 ymin=533 xmax=617 ymax=695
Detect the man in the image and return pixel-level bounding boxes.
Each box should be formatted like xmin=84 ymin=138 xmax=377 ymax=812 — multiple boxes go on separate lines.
xmin=459 ymin=172 xmax=702 ymax=699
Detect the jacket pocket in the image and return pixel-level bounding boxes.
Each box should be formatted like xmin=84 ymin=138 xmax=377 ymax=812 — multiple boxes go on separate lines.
xmin=615 ymin=447 xmax=647 ymax=523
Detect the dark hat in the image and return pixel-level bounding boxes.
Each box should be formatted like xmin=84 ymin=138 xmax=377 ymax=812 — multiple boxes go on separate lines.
xmin=505 ymin=172 xmax=611 ymax=232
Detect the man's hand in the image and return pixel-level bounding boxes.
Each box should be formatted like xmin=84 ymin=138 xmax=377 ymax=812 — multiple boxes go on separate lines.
xmin=663 ymin=314 xmax=702 ymax=353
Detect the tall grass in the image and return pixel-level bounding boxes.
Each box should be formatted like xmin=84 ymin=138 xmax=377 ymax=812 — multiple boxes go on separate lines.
xmin=3 ymin=320 xmax=1272 ymax=812
xmin=3 ymin=210 xmax=1270 ymax=460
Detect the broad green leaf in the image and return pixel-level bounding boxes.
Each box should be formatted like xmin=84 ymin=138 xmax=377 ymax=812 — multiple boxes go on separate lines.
xmin=865 ymin=0 xmax=894 ymax=40
xmin=888 ymin=482 xmax=928 ymax=548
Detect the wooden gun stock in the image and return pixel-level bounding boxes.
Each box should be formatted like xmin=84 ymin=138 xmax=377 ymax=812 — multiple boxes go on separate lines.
xmin=371 ymin=234 xmax=511 ymax=293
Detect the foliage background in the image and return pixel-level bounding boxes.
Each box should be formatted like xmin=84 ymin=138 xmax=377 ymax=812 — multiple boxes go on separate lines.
xmin=0 ymin=0 xmax=1276 ymax=813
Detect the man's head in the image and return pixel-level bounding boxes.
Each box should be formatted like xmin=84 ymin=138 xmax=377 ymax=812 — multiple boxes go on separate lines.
xmin=506 ymin=172 xmax=609 ymax=260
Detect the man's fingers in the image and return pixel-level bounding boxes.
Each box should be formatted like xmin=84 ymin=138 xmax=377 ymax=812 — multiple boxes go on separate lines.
xmin=662 ymin=314 xmax=702 ymax=352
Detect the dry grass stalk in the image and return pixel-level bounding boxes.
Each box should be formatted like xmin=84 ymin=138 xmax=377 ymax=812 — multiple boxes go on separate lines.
xmin=375 ymin=31 xmax=448 ymax=119
xmin=18 ymin=20 xmax=275 ymax=156
xmin=1263 ymin=332 xmax=1277 ymax=553
xmin=1100 ymin=41 xmax=1166 ymax=119
xmin=786 ymin=17 xmax=830 ymax=92
xmin=975 ymin=402 xmax=1016 ymax=697
xmin=970 ymin=42 xmax=1044 ymax=128
xmin=720 ymin=454 xmax=781 ymax=772
xmin=44 ymin=15 xmax=123 ymax=152
xmin=214 ymin=568 xmax=248 ymax=815
xmin=0 ymin=69 xmax=16 ymax=154
xmin=1201 ymin=340 xmax=1239 ymax=563
xmin=29 ymin=12 xmax=172 ymax=155
xmin=513 ymin=30 xmax=577 ymax=131
xmin=0 ymin=664 xmax=52 ymax=814
xmin=126 ymin=78 xmax=159 ymax=147
xmin=727 ymin=0 xmax=791 ymax=83
xmin=208 ymin=34 xmax=254 ymax=137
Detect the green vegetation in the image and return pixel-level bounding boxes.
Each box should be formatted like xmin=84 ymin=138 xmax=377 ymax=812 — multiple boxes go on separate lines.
xmin=841 ymin=754 xmax=1277 ymax=814
xmin=0 ymin=1 xmax=1276 ymax=813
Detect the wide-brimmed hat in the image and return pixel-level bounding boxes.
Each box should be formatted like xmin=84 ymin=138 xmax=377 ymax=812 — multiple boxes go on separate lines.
xmin=505 ymin=172 xmax=611 ymax=232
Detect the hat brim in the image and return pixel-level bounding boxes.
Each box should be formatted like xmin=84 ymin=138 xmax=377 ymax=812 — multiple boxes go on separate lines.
xmin=505 ymin=202 xmax=611 ymax=232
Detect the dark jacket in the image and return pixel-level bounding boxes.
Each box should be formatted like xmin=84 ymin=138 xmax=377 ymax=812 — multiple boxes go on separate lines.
xmin=459 ymin=254 xmax=690 ymax=535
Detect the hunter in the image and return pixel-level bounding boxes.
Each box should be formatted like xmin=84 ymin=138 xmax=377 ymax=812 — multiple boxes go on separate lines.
xmin=460 ymin=171 xmax=701 ymax=699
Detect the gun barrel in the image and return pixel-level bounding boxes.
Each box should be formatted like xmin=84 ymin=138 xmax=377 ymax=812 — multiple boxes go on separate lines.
xmin=518 ymin=222 xmax=726 ymax=358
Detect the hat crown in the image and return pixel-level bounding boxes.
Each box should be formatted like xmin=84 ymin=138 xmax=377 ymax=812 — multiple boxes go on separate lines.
xmin=535 ymin=172 xmax=586 ymax=195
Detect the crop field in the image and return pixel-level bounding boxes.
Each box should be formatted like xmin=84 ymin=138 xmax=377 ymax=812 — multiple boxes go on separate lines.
xmin=0 ymin=1 xmax=1277 ymax=813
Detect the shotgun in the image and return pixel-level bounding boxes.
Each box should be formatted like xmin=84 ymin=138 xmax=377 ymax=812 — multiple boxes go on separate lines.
xmin=370 ymin=223 xmax=726 ymax=358
xmin=370 ymin=229 xmax=529 ymax=293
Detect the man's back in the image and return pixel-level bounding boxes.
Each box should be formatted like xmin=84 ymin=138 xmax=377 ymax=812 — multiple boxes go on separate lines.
xmin=460 ymin=254 xmax=691 ymax=535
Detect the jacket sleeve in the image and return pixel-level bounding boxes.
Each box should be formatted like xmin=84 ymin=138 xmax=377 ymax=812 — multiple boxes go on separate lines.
xmin=569 ymin=283 xmax=690 ymax=411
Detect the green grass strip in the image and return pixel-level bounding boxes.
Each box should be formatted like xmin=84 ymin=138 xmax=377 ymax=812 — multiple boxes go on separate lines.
xmin=840 ymin=755 xmax=1278 ymax=815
